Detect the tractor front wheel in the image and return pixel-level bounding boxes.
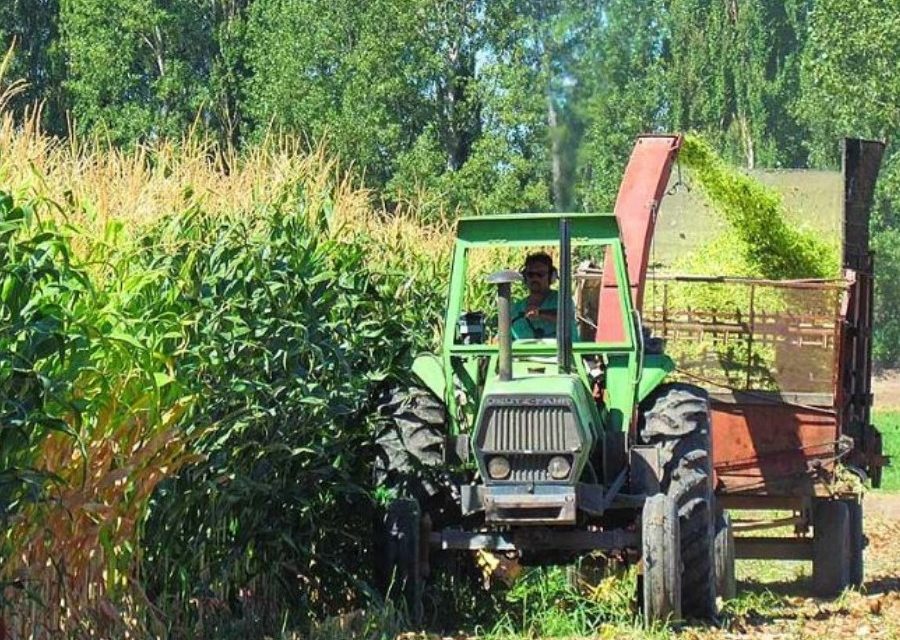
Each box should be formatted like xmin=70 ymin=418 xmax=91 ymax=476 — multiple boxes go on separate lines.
xmin=642 ymin=493 xmax=682 ymax=623
xmin=372 ymin=386 xmax=454 ymax=622
xmin=374 ymin=387 xmax=447 ymax=496
xmin=374 ymin=498 xmax=425 ymax=622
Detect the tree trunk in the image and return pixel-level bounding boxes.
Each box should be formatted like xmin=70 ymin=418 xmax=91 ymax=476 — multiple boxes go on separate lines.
xmin=738 ymin=111 xmax=755 ymax=170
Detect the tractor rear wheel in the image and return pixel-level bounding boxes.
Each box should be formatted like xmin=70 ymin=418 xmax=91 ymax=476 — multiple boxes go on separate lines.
xmin=639 ymin=383 xmax=717 ymax=620
xmin=374 ymin=386 xmax=447 ymax=499
xmin=372 ymin=386 xmax=453 ymax=622
xmin=642 ymin=493 xmax=681 ymax=622
xmin=374 ymin=386 xmax=462 ymax=524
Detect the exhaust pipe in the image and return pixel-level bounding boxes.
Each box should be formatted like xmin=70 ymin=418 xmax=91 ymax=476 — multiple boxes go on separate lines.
xmin=487 ymin=270 xmax=523 ymax=381
xmin=558 ymin=217 xmax=573 ymax=374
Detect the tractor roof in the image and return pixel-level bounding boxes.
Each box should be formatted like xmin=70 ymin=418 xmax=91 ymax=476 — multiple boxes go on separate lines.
xmin=455 ymin=212 xmax=619 ymax=247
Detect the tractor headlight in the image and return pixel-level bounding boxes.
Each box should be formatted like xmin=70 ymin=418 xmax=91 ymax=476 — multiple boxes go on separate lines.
xmin=548 ymin=455 xmax=571 ymax=480
xmin=487 ymin=456 xmax=511 ymax=479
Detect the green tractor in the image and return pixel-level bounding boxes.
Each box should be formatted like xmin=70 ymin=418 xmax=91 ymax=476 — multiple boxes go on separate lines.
xmin=373 ymin=138 xmax=722 ymax=624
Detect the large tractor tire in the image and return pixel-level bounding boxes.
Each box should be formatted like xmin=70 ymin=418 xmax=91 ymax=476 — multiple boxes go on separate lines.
xmin=639 ymin=383 xmax=717 ymax=620
xmin=813 ymin=499 xmax=850 ymax=596
xmin=642 ymin=493 xmax=682 ymax=622
xmin=374 ymin=386 xmax=447 ymax=496
xmin=372 ymin=386 xmax=453 ymax=622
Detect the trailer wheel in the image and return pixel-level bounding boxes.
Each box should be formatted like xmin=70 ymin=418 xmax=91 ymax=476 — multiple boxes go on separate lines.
xmin=374 ymin=498 xmax=425 ymax=622
xmin=639 ymin=383 xmax=717 ymax=619
xmin=715 ymin=511 xmax=736 ymax=600
xmin=842 ymin=498 xmax=864 ymax=588
xmin=813 ymin=499 xmax=850 ymax=596
xmin=642 ymin=493 xmax=681 ymax=622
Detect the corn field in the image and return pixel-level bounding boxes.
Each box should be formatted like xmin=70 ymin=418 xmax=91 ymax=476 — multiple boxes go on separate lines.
xmin=0 ymin=51 xmax=464 ymax=636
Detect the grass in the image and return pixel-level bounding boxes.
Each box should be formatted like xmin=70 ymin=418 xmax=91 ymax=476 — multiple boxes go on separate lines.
xmin=307 ymin=565 xmax=679 ymax=640
xmin=873 ymin=410 xmax=900 ymax=491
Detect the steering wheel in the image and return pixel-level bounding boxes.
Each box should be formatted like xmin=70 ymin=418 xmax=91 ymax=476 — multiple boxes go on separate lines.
xmin=511 ymin=308 xmax=558 ymax=339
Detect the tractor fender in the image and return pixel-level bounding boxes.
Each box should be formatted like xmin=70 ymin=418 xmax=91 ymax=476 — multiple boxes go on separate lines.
xmin=412 ymin=353 xmax=446 ymax=401
xmin=636 ymin=354 xmax=675 ymax=403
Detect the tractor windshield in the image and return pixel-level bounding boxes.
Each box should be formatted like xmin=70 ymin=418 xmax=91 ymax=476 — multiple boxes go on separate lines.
xmin=455 ymin=245 xmax=613 ymax=345
xmin=444 ymin=213 xmax=637 ymax=358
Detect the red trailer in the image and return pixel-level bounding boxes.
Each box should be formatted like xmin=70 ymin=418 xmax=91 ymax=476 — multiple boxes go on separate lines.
xmin=578 ymin=136 xmax=889 ymax=596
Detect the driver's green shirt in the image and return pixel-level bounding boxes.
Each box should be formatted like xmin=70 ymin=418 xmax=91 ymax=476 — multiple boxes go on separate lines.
xmin=511 ymin=290 xmax=572 ymax=340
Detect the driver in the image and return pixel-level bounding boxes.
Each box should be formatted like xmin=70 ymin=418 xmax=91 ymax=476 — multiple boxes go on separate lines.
xmin=511 ymin=252 xmax=572 ymax=340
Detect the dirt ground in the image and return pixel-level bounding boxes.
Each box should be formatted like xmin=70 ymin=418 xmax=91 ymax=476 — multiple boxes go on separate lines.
xmin=697 ymin=493 xmax=900 ymax=640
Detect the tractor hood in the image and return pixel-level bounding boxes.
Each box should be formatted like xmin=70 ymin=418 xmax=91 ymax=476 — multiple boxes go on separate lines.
xmin=472 ymin=373 xmax=599 ymax=488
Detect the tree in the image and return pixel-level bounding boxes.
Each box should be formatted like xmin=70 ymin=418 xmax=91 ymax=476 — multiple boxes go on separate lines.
xmin=797 ymin=0 xmax=900 ymax=366
xmin=577 ymin=0 xmax=668 ymax=210
xmin=0 ymin=0 xmax=67 ymax=136
xmin=798 ymin=0 xmax=900 ymax=166
xmin=665 ymin=0 xmax=811 ymax=168
xmin=61 ymin=0 xmax=244 ymax=145
xmin=242 ymin=0 xmax=436 ymax=186
xmin=482 ymin=0 xmax=603 ymax=212
xmin=387 ymin=0 xmax=605 ymax=216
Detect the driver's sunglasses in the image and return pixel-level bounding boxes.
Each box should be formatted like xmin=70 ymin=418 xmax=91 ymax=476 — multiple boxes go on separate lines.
xmin=525 ymin=270 xmax=549 ymax=278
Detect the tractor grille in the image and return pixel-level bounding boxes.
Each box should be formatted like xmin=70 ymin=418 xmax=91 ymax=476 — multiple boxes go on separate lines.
xmin=478 ymin=401 xmax=580 ymax=453
xmin=476 ymin=396 xmax=582 ymax=483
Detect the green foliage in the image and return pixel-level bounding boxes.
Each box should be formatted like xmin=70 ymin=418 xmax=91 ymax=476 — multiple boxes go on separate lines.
xmin=718 ymin=588 xmax=785 ymax=626
xmin=798 ymin=0 xmax=900 ymax=167
xmin=242 ymin=0 xmax=436 ymax=187
xmin=666 ymin=0 xmax=811 ymax=169
xmin=134 ymin=195 xmax=442 ymax=632
xmin=481 ymin=566 xmax=670 ymax=640
xmin=0 ymin=177 xmax=445 ymax=633
xmin=577 ymin=0 xmax=667 ymax=211
xmin=872 ymin=410 xmax=900 ymax=492
xmin=872 ymin=229 xmax=900 ymax=367
xmin=389 ymin=128 xmax=553 ymax=219
xmin=0 ymin=192 xmax=82 ymax=519
xmin=387 ymin=0 xmax=604 ymax=215
xmin=0 ymin=0 xmax=67 ymax=135
xmin=0 ymin=192 xmax=181 ymax=517
xmin=0 ymin=190 xmax=195 ymax=634
xmin=60 ymin=0 xmax=243 ymax=144
xmin=0 ymin=0 xmax=845 ymax=214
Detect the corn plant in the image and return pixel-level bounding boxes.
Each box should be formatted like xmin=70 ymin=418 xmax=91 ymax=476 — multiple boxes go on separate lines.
xmin=126 ymin=188 xmax=445 ymax=635
xmin=0 ymin=191 xmax=199 ymax=638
